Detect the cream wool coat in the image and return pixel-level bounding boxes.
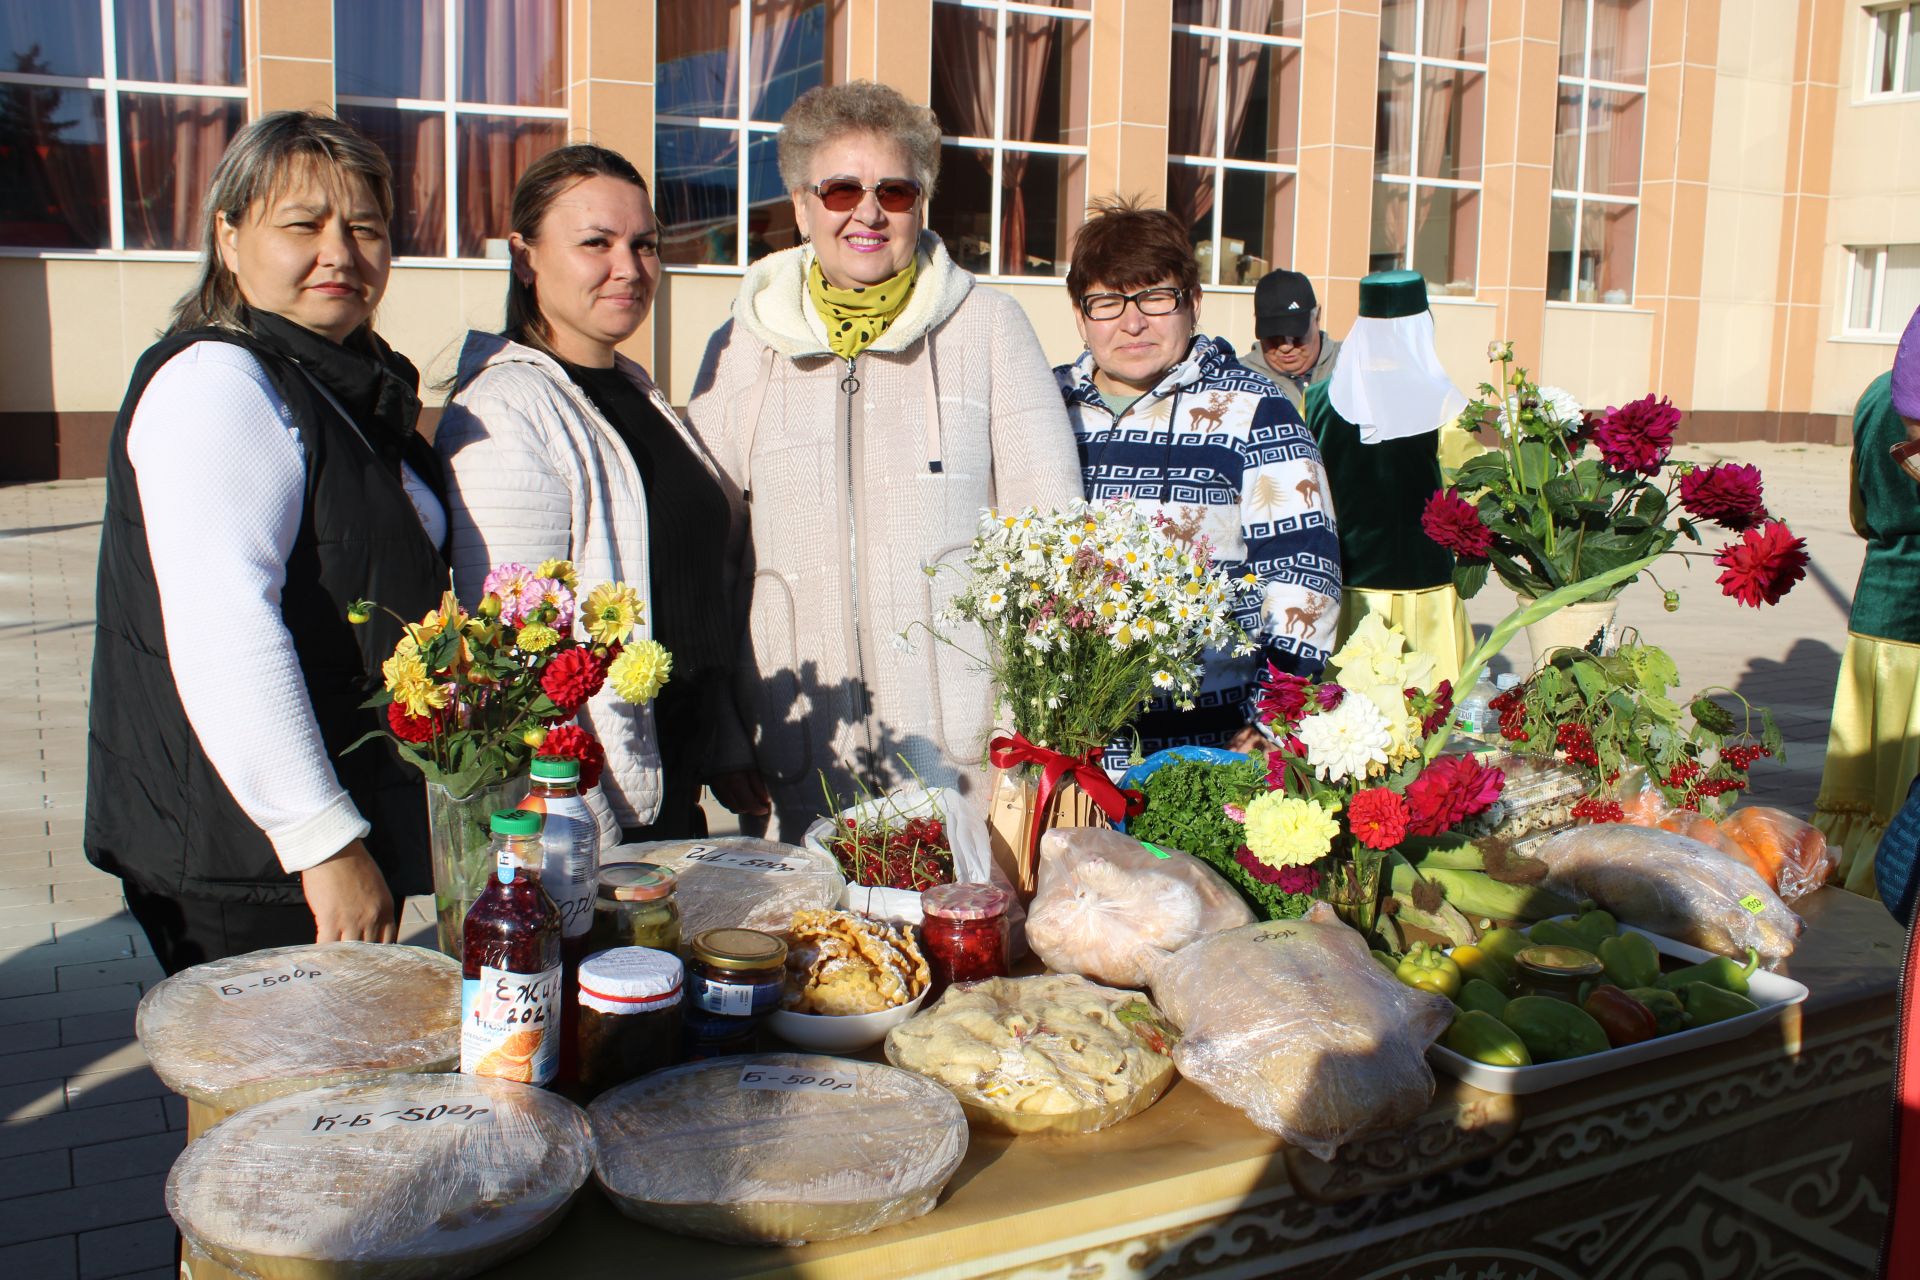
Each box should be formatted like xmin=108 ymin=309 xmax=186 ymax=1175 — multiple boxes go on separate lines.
xmin=687 ymin=232 xmax=1084 ymax=838
xmin=436 ymin=332 xmax=754 ymax=829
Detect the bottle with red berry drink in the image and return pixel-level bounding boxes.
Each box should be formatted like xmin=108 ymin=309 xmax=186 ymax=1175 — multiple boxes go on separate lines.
xmin=461 ymin=809 xmax=563 ymax=1086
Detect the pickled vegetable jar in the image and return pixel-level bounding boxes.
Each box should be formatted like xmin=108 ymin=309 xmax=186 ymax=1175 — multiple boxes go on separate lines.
xmin=920 ymin=883 xmax=1012 ymax=995
xmin=577 ymin=947 xmax=683 ymax=1097
xmin=589 ymin=864 xmax=682 ymax=954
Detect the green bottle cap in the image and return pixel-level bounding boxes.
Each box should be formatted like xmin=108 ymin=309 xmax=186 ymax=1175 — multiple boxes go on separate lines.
xmin=489 ymin=808 xmax=542 ymax=836
xmin=530 ymin=755 xmax=581 ymax=784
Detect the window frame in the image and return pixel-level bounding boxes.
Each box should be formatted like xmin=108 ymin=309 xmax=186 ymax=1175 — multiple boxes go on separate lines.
xmin=1865 ymin=2 xmax=1920 ymax=100
xmin=1372 ymin=0 xmax=1486 ymax=298
xmin=933 ymin=0 xmax=1093 ymax=284
xmin=1547 ymin=0 xmax=1647 ymax=309
xmin=1167 ymin=3 xmax=1302 ymax=292
xmin=0 ymin=0 xmax=248 ymax=259
xmin=1841 ymin=243 xmax=1920 ymax=339
xmin=334 ymin=0 xmax=569 ymax=264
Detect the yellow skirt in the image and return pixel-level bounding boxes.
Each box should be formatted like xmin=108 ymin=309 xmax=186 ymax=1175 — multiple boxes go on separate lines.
xmin=1814 ymin=631 xmax=1920 ymax=897
xmin=1335 ymin=584 xmax=1473 ymax=690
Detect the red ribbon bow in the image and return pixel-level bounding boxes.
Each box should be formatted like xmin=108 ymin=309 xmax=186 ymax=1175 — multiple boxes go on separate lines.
xmin=988 ymin=733 xmax=1146 ymax=872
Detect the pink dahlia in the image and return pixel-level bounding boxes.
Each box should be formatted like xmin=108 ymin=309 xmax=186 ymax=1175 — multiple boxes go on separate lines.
xmin=1679 ymin=463 xmax=1767 ymax=530
xmin=1404 ymin=755 xmax=1507 ymax=838
xmin=1421 ymin=489 xmax=1493 ymax=560
xmin=1592 ymin=394 xmax=1681 ymax=476
xmin=1257 ymin=663 xmax=1312 ymax=725
xmin=1235 ymin=846 xmax=1322 ymax=894
xmin=1315 ymin=683 xmax=1345 ymax=712
xmin=1714 ymin=520 xmax=1808 ymax=607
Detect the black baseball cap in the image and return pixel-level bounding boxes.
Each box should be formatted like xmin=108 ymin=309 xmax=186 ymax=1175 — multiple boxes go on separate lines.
xmin=1254 ymin=269 xmax=1318 ymax=340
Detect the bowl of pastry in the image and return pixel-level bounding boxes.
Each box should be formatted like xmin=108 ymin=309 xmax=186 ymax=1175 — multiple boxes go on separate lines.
xmin=766 ymin=908 xmax=932 ymax=1053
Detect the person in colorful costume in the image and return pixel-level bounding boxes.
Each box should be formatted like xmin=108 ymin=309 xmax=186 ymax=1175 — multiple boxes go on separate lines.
xmin=1817 ymin=305 xmax=1920 ymax=895
xmin=1055 ymin=198 xmax=1341 ymax=770
xmin=1305 ymin=269 xmax=1472 ymax=687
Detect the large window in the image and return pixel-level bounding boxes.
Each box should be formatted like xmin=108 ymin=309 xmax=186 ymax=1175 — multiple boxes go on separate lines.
xmin=1548 ymin=0 xmax=1647 ymax=304
xmin=1168 ymin=0 xmax=1301 ymax=289
xmin=1846 ymin=244 xmax=1920 ymax=336
xmin=335 ymin=0 xmax=566 ymax=259
xmin=929 ymin=0 xmax=1091 ymax=279
xmin=655 ymin=1 xmax=832 ymax=269
xmin=0 ymin=0 xmax=245 ymax=251
xmin=1868 ymin=3 xmax=1920 ymax=97
xmin=1372 ymin=0 xmax=1485 ymax=295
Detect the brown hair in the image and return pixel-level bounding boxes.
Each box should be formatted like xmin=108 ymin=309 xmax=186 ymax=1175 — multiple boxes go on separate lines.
xmin=503 ymin=144 xmax=650 ymax=357
xmin=1065 ymin=196 xmax=1201 ymax=304
xmin=777 ymin=80 xmax=942 ymax=196
xmin=169 ymin=111 xmax=394 ymax=335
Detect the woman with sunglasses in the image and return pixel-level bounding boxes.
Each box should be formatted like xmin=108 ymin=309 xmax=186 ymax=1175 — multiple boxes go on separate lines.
xmin=436 ymin=145 xmax=768 ymax=842
xmin=1055 ymin=198 xmax=1342 ymax=769
xmin=686 ymin=80 xmax=1082 ymax=838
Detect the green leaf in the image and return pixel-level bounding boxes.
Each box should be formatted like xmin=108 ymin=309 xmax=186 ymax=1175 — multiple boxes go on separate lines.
xmin=1516 ymin=441 xmax=1554 ymax=488
xmin=1691 ymin=696 xmax=1737 ymax=734
xmin=1453 ymin=558 xmax=1490 ymax=599
xmin=1634 ymin=486 xmax=1668 ymax=519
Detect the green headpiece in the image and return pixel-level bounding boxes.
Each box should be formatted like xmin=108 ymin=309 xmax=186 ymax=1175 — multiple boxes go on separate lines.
xmin=1357 ymin=269 xmax=1429 ymax=319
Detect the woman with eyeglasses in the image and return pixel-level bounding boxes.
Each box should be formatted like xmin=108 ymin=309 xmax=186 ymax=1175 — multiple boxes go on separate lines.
xmin=1056 ymin=197 xmax=1342 ymax=769
xmin=686 ymin=80 xmax=1083 ymax=838
xmin=437 ymin=145 xmax=768 ymax=841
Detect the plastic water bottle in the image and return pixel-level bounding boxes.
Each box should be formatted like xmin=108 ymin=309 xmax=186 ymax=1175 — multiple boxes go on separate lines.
xmin=1453 ymin=671 xmax=1502 ymax=738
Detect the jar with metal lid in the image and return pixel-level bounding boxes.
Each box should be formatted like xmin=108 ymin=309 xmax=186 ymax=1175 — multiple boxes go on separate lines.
xmin=683 ymin=928 xmax=787 ymax=1057
xmin=920 ymin=882 xmax=1012 ymax=996
xmin=589 ymin=864 xmax=682 ymax=955
xmin=576 ymin=947 xmax=683 ymax=1096
xmin=1513 ymin=944 xmax=1604 ymax=1003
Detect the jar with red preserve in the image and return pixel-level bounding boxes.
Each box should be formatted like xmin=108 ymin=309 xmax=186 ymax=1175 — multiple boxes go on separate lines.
xmin=919 ymin=883 xmax=1012 ymax=995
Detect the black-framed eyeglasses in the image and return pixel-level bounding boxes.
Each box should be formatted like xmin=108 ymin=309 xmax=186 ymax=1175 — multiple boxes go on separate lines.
xmin=807 ymin=178 xmax=922 ymax=213
xmin=1079 ymin=286 xmax=1187 ymax=321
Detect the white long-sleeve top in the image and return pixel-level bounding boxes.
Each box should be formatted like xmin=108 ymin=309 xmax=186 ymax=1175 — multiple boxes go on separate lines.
xmin=126 ymin=342 xmax=446 ymax=875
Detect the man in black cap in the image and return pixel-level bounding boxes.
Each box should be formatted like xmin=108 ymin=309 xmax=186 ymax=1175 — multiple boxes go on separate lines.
xmin=1238 ymin=268 xmax=1340 ymax=414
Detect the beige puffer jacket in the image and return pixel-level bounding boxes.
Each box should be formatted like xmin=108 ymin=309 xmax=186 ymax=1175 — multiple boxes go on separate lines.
xmin=686 ymin=232 xmax=1084 ymax=838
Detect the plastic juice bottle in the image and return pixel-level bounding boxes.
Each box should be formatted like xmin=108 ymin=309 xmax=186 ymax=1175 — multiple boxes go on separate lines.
xmin=460 ymin=808 xmax=563 ymax=1086
xmin=519 ymin=754 xmax=597 ymax=1086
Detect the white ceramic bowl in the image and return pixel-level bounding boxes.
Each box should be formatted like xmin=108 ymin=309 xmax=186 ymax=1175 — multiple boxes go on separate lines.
xmin=766 ymin=989 xmax=929 ymax=1054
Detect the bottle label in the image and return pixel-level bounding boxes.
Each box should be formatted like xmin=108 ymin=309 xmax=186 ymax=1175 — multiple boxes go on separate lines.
xmin=523 ymin=796 xmax=596 ymax=937
xmin=495 ymin=845 xmax=517 ymax=885
xmin=695 ymin=979 xmax=759 ymax=1016
xmin=460 ymin=964 xmax=562 ymax=1084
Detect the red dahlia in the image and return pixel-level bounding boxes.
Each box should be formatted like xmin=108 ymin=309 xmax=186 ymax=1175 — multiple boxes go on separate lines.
xmin=538 ymin=724 xmax=606 ymax=788
xmin=1407 ymin=680 xmax=1454 ymax=735
xmin=1421 ymin=488 xmax=1493 ymax=559
xmin=1257 ymin=663 xmax=1312 ymax=725
xmin=539 ymin=647 xmax=606 ymax=713
xmin=1404 ymin=755 xmax=1507 ymax=837
xmin=1713 ymin=520 xmax=1808 ymax=607
xmin=1347 ymin=788 xmax=1410 ymax=850
xmin=387 ymin=702 xmax=439 ymax=743
xmin=1679 ymin=463 xmax=1767 ymax=530
xmin=1234 ymin=847 xmax=1322 ymax=895
xmin=1592 ymin=394 xmax=1680 ymax=476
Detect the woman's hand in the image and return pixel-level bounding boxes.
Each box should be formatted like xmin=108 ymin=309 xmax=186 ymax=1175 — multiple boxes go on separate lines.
xmin=301 ymin=840 xmax=397 ymax=943
xmin=708 ymin=770 xmax=772 ymax=817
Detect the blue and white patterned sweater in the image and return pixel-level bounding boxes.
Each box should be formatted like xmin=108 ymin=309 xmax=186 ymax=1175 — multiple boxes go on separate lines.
xmin=1056 ymin=334 xmax=1342 ymax=766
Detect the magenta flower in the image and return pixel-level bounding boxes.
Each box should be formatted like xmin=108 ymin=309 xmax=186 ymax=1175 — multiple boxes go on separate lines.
xmin=1714 ymin=520 xmax=1808 ymax=607
xmin=1421 ymin=488 xmax=1493 ymax=560
xmin=1592 ymin=394 xmax=1681 ymax=476
xmin=1234 ymin=846 xmax=1322 ymax=894
xmin=1315 ymin=683 xmax=1345 ymax=711
xmin=1679 ymin=463 xmax=1767 ymax=530
xmin=1257 ymin=663 xmax=1311 ymax=725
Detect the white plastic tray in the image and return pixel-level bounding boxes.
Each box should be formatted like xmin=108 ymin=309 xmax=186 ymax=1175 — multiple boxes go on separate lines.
xmin=1427 ymin=922 xmax=1809 ymax=1096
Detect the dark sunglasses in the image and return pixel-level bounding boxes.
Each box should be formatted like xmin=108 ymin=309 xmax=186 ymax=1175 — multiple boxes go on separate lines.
xmin=808 ymin=178 xmax=922 ymax=213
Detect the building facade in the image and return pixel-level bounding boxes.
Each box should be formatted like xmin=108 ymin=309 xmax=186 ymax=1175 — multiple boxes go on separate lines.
xmin=1 ymin=0 xmax=1914 ymax=479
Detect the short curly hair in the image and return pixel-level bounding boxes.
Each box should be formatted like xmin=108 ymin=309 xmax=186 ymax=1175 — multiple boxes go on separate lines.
xmin=1066 ymin=196 xmax=1200 ymax=303
xmin=777 ymin=80 xmax=943 ymax=198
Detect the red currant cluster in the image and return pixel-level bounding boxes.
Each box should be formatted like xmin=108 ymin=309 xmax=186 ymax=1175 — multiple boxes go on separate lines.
xmin=1721 ymin=743 xmax=1772 ymax=772
xmin=1490 ymin=688 xmax=1529 ymax=742
xmin=1664 ymin=759 xmax=1704 ymax=788
xmin=1571 ymin=796 xmax=1626 ymax=823
xmin=1555 ymin=722 xmax=1600 ymax=767
xmin=1675 ymin=776 xmax=1749 ymax=810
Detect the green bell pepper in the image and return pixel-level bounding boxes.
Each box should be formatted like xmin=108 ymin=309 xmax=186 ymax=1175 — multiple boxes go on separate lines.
xmin=1624 ymin=987 xmax=1687 ymax=1036
xmin=1395 ymin=943 xmax=1462 ymax=1000
xmin=1599 ymin=932 xmax=1661 ymax=990
xmin=1682 ymin=982 xmax=1760 ymax=1027
xmin=1457 ymin=978 xmax=1511 ymax=1018
xmin=1477 ymin=926 xmax=1532 ymax=967
xmin=1526 ymin=919 xmax=1591 ymax=951
xmin=1500 ymin=995 xmax=1611 ymax=1062
xmin=1662 ymin=947 xmax=1761 ymax=995
xmin=1450 ymin=944 xmax=1513 ymax=993
xmin=1371 ymin=950 xmax=1399 ymax=974
xmin=1445 ymin=1009 xmax=1533 ymax=1067
xmin=1568 ymin=904 xmax=1620 ymax=949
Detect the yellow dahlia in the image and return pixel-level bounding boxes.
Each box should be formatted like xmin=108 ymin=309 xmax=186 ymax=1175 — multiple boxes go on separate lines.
xmin=583 ymin=582 xmax=643 ymax=646
xmin=515 ymin=623 xmax=560 ymax=653
xmin=537 ymin=558 xmax=579 ymax=590
xmin=1242 ymin=793 xmax=1339 ymax=870
xmin=608 ymin=639 xmax=672 ymax=703
xmin=381 ymin=638 xmax=448 ymax=718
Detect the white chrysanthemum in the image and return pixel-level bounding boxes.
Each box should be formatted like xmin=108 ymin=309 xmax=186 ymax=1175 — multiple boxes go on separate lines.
xmin=1294 ymin=694 xmax=1393 ymax=783
xmin=1495 ymin=384 xmax=1583 ymax=437
xmin=1152 ymin=669 xmax=1175 ymax=689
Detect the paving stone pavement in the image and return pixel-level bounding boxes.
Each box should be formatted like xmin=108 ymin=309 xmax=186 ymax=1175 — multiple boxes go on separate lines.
xmin=0 ymin=438 xmax=1863 ymax=1274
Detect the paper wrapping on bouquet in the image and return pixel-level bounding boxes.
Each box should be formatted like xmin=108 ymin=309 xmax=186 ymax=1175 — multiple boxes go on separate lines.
xmin=985 ymin=735 xmax=1145 ymax=895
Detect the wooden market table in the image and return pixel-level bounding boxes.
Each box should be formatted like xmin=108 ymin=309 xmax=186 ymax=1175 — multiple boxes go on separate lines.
xmin=181 ymin=889 xmax=1902 ymax=1280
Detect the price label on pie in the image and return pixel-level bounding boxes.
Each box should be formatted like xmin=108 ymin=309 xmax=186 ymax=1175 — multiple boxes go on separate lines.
xmin=682 ymin=845 xmax=804 ymax=875
xmin=738 ymin=1065 xmax=859 ymax=1095
xmin=276 ymin=1098 xmax=494 ymax=1139
xmin=212 ymin=963 xmax=325 ymax=999
xmin=1738 ymin=893 xmax=1766 ymax=914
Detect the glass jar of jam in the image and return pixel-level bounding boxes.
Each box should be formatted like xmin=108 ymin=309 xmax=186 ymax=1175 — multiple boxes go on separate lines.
xmin=920 ymin=883 xmax=1012 ymax=997
xmin=683 ymin=928 xmax=787 ymax=1059
xmin=1514 ymin=944 xmax=1604 ymax=1003
xmin=589 ymin=864 xmax=682 ymax=955
xmin=576 ymin=947 xmax=683 ymax=1097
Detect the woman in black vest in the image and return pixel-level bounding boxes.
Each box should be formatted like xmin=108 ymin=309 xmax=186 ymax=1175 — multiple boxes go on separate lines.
xmin=85 ymin=111 xmax=447 ymax=974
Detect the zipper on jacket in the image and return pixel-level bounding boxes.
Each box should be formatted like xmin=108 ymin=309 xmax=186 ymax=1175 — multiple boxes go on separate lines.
xmin=841 ymin=355 xmax=876 ymax=771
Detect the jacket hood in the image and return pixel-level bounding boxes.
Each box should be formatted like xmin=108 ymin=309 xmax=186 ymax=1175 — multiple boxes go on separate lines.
xmin=1059 ymin=332 xmax=1244 ymax=410
xmin=733 ymin=230 xmax=974 ymax=359
xmin=448 ymin=329 xmax=659 ymax=400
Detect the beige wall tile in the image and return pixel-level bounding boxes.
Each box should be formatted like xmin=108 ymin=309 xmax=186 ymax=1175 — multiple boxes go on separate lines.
xmin=1684 ymin=0 xmax=1722 ymax=66
xmin=1651 ymin=0 xmax=1687 ymax=65
xmin=1520 ymin=0 xmax=1561 ymax=44
xmin=580 ymin=0 xmax=653 ymax=84
xmin=573 ymin=78 xmax=654 ymax=164
xmin=1542 ymin=306 xmax=1656 ymax=405
xmin=255 ymin=57 xmax=334 ymax=114
xmin=1656 ymin=294 xmax=1700 ymax=397
xmin=1117 ymin=0 xmax=1171 ymax=128
xmin=256 ymin=0 xmax=332 ymax=61
xmin=1430 ymin=301 xmax=1500 ymax=393
xmin=1642 ymin=66 xmax=1683 ymax=185
xmin=1690 ymin=299 xmax=1775 ymax=409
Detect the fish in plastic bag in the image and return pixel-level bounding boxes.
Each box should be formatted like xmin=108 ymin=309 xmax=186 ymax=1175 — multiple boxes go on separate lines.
xmin=1530 ymin=823 xmax=1802 ymax=962
xmin=1026 ymin=826 xmax=1254 ymax=988
xmin=1149 ymin=904 xmax=1454 ymax=1160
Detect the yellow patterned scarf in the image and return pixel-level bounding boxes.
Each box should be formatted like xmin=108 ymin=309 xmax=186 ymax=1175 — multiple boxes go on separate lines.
xmin=808 ymin=257 xmax=917 ymax=359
